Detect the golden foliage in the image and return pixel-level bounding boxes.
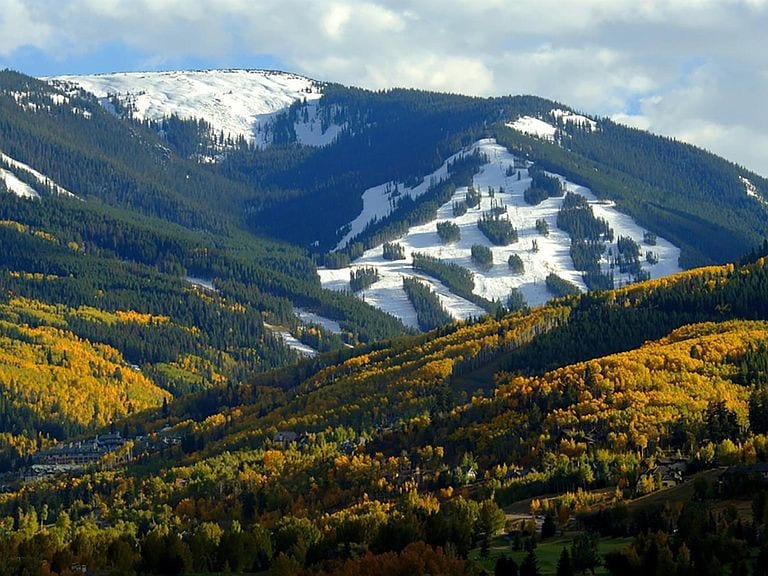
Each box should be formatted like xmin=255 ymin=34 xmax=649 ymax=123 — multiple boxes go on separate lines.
xmin=0 ymin=299 xmax=170 ymax=431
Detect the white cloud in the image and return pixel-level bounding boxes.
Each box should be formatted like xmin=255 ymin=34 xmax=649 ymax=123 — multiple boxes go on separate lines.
xmin=324 ymin=4 xmax=353 ymax=39
xmin=0 ymin=0 xmax=766 ymax=175
xmin=0 ymin=0 xmax=54 ymax=55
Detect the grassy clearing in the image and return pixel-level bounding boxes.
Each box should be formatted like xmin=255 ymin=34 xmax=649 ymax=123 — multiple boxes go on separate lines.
xmin=469 ymin=533 xmax=633 ymax=575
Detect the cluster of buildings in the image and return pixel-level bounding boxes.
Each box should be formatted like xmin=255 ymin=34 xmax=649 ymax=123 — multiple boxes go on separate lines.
xmin=25 ymin=433 xmax=129 ymax=480
xmin=23 ymin=428 xmax=184 ymax=482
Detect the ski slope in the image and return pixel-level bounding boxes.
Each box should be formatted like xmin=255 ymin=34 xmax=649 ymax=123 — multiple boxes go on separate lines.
xmin=319 ymin=139 xmax=682 ymax=328
xmin=294 ymin=308 xmax=343 ymax=334
xmin=53 ymin=69 xmax=343 ymax=148
xmin=0 ymin=167 xmax=38 ymax=198
xmin=0 ymin=150 xmax=78 ymax=199
xmin=507 ymin=108 xmax=598 ymax=141
xmin=265 ymin=323 xmax=318 ymax=358
xmin=508 ymin=116 xmax=558 ymax=140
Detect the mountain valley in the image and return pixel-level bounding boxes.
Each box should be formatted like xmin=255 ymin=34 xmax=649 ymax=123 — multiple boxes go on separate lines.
xmin=0 ymin=66 xmax=766 ymax=574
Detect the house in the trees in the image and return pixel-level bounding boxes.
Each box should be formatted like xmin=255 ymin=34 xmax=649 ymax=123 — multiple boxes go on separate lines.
xmin=272 ymin=431 xmax=299 ymax=447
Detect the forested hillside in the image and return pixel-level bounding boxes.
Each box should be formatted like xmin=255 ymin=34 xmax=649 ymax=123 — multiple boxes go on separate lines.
xmin=126 ymin=76 xmax=768 ymax=265
xmin=40 ymin=68 xmax=768 ymax=329
xmin=495 ymin=119 xmax=768 ymax=267
xmin=0 ymin=70 xmax=424 ymax=475
xmin=0 ymin=68 xmax=767 ymax=573
xmin=0 ymin=253 xmax=767 ymax=574
xmin=0 ymin=296 xmax=171 ymax=470
xmin=0 ymin=72 xmax=412 ymax=345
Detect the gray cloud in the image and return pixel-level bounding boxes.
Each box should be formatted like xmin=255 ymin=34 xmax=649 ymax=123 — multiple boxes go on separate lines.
xmin=1 ymin=0 xmax=766 ymax=175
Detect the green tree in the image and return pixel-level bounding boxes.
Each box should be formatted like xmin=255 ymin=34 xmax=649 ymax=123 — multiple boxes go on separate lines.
xmin=541 ymin=512 xmax=557 ymax=539
xmin=704 ymin=400 xmax=741 ymax=442
xmin=430 ymin=496 xmax=479 ymax=557
xmin=190 ymin=521 xmax=223 ymax=572
xmin=107 ymin=535 xmax=140 ymax=576
xmin=571 ymin=531 xmax=601 ymax=574
xmin=273 ymin=516 xmax=321 ymax=564
xmin=476 ymin=499 xmax=506 ymax=557
xmin=750 ymin=385 xmax=768 ymax=434
xmin=520 ymin=550 xmax=540 ymax=576
xmin=556 ymin=547 xmax=574 ymax=576
xmin=495 ymin=554 xmax=519 ymax=576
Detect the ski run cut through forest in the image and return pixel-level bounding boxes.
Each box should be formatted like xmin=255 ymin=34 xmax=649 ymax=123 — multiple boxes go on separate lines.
xmin=320 ymin=139 xmax=681 ymax=329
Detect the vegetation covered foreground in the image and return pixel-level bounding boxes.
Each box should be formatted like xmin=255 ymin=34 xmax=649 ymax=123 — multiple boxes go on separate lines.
xmin=0 ymin=254 xmax=765 ymax=574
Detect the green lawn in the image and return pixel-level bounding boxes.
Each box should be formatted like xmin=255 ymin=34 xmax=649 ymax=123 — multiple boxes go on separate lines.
xmin=469 ymin=533 xmax=633 ymax=575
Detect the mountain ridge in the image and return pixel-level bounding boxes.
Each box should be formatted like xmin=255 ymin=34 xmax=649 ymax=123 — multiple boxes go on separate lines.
xmin=1 ymin=62 xmax=768 ymax=570
xmin=46 ymin=70 xmax=766 ymax=265
xmin=52 ymin=68 xmax=336 ymax=149
xmin=1 ymin=66 xmax=763 ymax=337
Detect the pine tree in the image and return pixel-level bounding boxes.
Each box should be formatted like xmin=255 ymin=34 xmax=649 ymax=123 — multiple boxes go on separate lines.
xmin=520 ymin=550 xmax=540 ymax=576
xmin=556 ymin=548 xmax=574 ymax=576
xmin=495 ymin=555 xmax=519 ymax=576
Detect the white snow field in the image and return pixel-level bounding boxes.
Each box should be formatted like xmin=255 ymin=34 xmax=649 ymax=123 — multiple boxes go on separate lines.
xmin=506 ymin=108 xmax=597 ymax=141
xmin=184 ymin=276 xmax=218 ymax=292
xmin=0 ymin=167 xmax=38 ymax=198
xmin=550 ymin=109 xmax=598 ymax=131
xmin=0 ymin=151 xmax=77 ymax=199
xmin=335 ymin=144 xmax=475 ymax=251
xmin=54 ymin=69 xmax=343 ymax=148
xmin=507 ymin=116 xmax=558 ymax=140
xmin=319 ymin=139 xmax=681 ymax=328
xmin=294 ymin=308 xmax=344 ymax=335
xmin=265 ymin=324 xmax=318 ymax=358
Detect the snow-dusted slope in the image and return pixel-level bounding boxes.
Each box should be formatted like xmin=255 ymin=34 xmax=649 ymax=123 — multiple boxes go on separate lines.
xmin=508 ymin=116 xmax=558 ymax=140
xmin=53 ymin=69 xmax=340 ymax=148
xmin=294 ymin=308 xmax=343 ymax=334
xmin=265 ymin=323 xmax=318 ymax=358
xmin=0 ymin=151 xmax=77 ymax=199
xmin=507 ymin=108 xmax=598 ymax=141
xmin=741 ymin=176 xmax=767 ymax=207
xmin=319 ymin=139 xmax=681 ymax=327
xmin=335 ymin=146 xmax=470 ymax=250
xmin=0 ymin=167 xmax=37 ymax=198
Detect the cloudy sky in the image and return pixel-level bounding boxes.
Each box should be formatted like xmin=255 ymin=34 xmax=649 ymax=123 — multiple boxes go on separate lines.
xmin=1 ymin=0 xmax=766 ymax=176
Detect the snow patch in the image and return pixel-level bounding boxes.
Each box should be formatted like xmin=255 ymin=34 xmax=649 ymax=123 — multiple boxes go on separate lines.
xmin=507 ymin=116 xmax=557 ymax=140
xmin=741 ymin=176 xmax=767 ymax=206
xmin=551 ymin=108 xmax=598 ymax=131
xmin=507 ymin=109 xmax=598 ymax=142
xmin=335 ymin=143 xmax=482 ymax=250
xmin=0 ymin=168 xmax=39 ymax=198
xmin=71 ymin=107 xmax=92 ymax=119
xmin=185 ymin=276 xmax=218 ymax=292
xmin=9 ymin=89 xmax=71 ymax=114
xmin=294 ymin=308 xmax=343 ymax=334
xmin=49 ymin=93 xmax=69 ymax=106
xmin=293 ymin=101 xmax=346 ymax=147
xmin=266 ymin=324 xmax=318 ymax=357
xmin=98 ymin=97 xmax=118 ymax=116
xmin=0 ymin=151 xmax=78 ymax=199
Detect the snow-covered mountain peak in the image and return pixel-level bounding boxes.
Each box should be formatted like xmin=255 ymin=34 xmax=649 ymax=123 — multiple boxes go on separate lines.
xmin=51 ymin=69 xmax=331 ymax=147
